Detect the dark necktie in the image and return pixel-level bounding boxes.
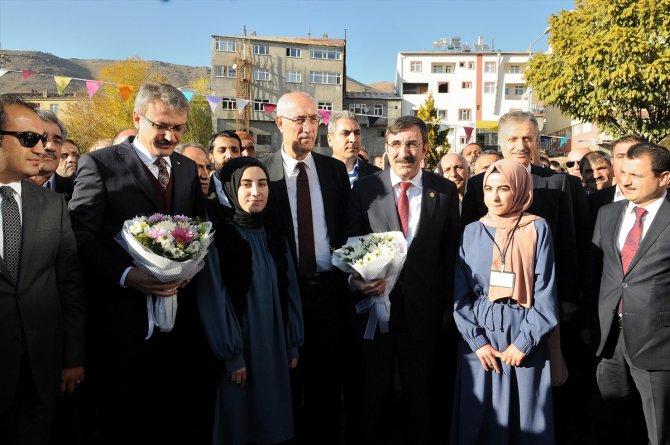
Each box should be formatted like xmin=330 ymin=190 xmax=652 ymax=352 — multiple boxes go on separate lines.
xmin=154 ymin=158 xmax=169 ymax=189
xmin=296 ymin=162 xmax=316 ymax=276
xmin=618 ymin=206 xmax=647 ymax=315
xmin=397 ymin=182 xmax=411 ymax=237
xmin=1 ymin=186 xmax=22 ymax=282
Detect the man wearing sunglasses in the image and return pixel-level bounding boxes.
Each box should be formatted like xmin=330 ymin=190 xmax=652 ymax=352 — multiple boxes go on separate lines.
xmin=69 ymin=82 xmax=212 ymax=444
xmin=0 ymin=96 xmax=85 ymax=444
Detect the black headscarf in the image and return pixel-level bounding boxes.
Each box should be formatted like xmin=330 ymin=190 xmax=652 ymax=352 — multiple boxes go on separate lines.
xmin=219 ymin=157 xmax=270 ymax=229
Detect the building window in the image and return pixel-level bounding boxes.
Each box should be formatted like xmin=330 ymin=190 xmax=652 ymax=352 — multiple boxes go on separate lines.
xmin=310 ymin=48 xmax=341 ymax=60
xmin=349 ymin=104 xmax=366 ymax=114
xmin=431 ymin=64 xmax=444 ymax=73
xmin=221 ymin=97 xmax=237 ymax=110
xmin=514 ymin=85 xmax=525 ymax=95
xmin=257 ymin=134 xmax=271 ymax=145
xmin=410 ymin=61 xmax=422 ymax=72
xmin=402 ymin=83 xmax=428 ymax=94
xmin=461 ymin=81 xmax=472 ymax=89
xmin=254 ymin=68 xmax=271 ymax=82
xmin=253 ymin=44 xmax=269 ymax=55
xmin=438 ymin=82 xmax=449 ymax=93
xmin=438 ymin=109 xmax=447 ymax=120
xmin=318 ymin=134 xmax=329 ymax=147
xmin=484 ymin=62 xmax=496 ymax=73
xmin=484 ymin=82 xmax=495 ymax=94
xmin=468 ymin=62 xmax=475 ymax=70
xmin=286 ymin=47 xmax=302 ymax=58
xmin=214 ymin=65 xmax=237 ymax=78
xmin=509 ymin=65 xmax=521 ymax=74
xmin=459 ymin=61 xmax=466 ymax=68
xmin=379 ymin=130 xmax=386 ymax=137
xmin=444 ymin=65 xmax=453 ymax=73
xmin=216 ymin=119 xmax=227 ymax=131
xmin=253 ymin=99 xmax=270 ymax=111
xmin=286 ymin=71 xmax=302 ymax=83
xmin=215 ymin=38 xmax=235 ymax=52
xmin=318 ymin=101 xmax=333 ymax=110
xmin=309 ymin=71 xmax=341 ymax=85
xmin=458 ymin=109 xmax=471 ymax=121
xmin=50 ymin=104 xmax=59 ymax=114
xmin=374 ymin=104 xmax=383 ymax=116
xmin=460 ymin=136 xmax=468 ymax=145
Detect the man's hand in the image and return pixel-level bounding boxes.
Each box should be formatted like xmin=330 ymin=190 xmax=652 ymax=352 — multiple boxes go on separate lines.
xmin=350 ymin=272 xmax=386 ymax=296
xmin=125 ymin=268 xmax=186 ymax=297
xmin=475 ymin=344 xmax=501 ymax=373
xmin=60 ymin=366 xmax=84 ymax=396
xmin=500 ymin=344 xmax=526 ymax=367
xmin=230 ymin=367 xmax=247 ymax=386
xmin=289 ymin=357 xmax=299 ymax=369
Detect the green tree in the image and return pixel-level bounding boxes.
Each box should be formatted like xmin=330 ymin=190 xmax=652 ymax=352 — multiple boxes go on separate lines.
xmin=182 ymin=76 xmax=213 ymax=147
xmin=525 ymin=0 xmax=670 ymax=142
xmin=417 ymin=93 xmax=449 ymax=169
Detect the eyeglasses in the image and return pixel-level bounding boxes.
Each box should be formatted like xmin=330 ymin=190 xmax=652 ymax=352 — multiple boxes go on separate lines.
xmin=280 ymin=115 xmax=322 ymax=126
xmin=0 ymin=131 xmax=48 ymax=148
xmin=141 ymin=114 xmax=189 ymax=135
xmin=387 ymin=141 xmax=421 ymax=150
xmin=565 ymin=161 xmax=578 ymax=168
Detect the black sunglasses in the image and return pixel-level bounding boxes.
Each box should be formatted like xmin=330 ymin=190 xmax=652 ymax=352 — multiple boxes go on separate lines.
xmin=565 ymin=160 xmax=578 ymax=168
xmin=1 ymin=131 xmax=48 ymax=148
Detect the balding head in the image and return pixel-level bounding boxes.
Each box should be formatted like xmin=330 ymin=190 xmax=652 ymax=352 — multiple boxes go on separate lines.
xmin=439 ymin=152 xmax=470 ymax=198
xmin=566 ymin=147 xmax=591 ymax=178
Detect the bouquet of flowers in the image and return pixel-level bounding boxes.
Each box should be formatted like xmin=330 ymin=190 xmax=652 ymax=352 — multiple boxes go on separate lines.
xmin=116 ymin=213 xmax=214 ymax=339
xmin=332 ymin=231 xmax=407 ymax=339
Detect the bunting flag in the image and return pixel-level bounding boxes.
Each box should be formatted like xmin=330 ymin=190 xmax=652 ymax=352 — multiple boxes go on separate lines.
xmin=21 ymin=69 xmax=36 ymax=80
xmin=559 ymin=137 xmax=569 ymax=147
xmin=464 ymin=127 xmax=474 ymax=142
xmin=181 ymin=91 xmax=194 ymax=102
xmin=206 ymin=95 xmax=222 ymax=113
xmin=85 ymin=80 xmax=102 ymax=98
xmin=318 ymin=109 xmax=332 ymax=125
xmin=367 ymin=116 xmax=379 ymax=127
xmin=262 ymin=103 xmax=277 ymax=115
xmin=0 ymin=70 xmax=8 ymax=78
xmin=117 ymin=84 xmax=133 ymax=102
xmin=236 ymin=98 xmax=250 ymax=113
xmin=54 ymin=76 xmax=73 ymax=95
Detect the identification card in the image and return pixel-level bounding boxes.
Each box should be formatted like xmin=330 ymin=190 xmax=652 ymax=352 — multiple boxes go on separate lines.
xmin=490 ymin=270 xmax=515 ymax=288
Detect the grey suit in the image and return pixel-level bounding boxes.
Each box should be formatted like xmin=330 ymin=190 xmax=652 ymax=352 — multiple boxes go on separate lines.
xmin=592 ymin=198 xmax=670 ymax=445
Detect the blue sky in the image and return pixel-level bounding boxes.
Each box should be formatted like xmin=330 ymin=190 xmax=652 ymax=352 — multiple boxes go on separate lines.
xmin=0 ymin=0 xmax=574 ymax=84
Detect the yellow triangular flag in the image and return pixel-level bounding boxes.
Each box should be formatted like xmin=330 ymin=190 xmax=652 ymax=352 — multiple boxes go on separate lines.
xmin=54 ymin=76 xmax=73 ymax=95
xmin=118 ymin=84 xmax=134 ymax=102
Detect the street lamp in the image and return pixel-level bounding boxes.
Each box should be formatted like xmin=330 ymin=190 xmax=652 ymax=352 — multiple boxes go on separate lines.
xmin=526 ymin=27 xmax=550 ymax=112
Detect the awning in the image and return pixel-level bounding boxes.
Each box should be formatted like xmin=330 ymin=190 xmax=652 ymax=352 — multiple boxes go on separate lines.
xmin=476 ymin=120 xmax=498 ymax=130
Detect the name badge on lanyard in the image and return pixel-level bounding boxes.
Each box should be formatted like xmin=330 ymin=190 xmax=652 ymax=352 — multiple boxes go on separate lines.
xmin=490 ymin=270 xmax=516 ymax=288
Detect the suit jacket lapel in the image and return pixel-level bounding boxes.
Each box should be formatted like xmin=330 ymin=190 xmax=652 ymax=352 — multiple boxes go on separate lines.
xmin=370 ymin=169 xmax=402 ymax=232
xmin=117 ymin=142 xmax=162 ymax=212
xmin=170 ymin=154 xmax=189 ymax=215
xmin=625 ymin=199 xmax=670 ymax=276
xmin=266 ymin=151 xmax=297 ymax=256
xmin=607 ymin=201 xmax=627 ymax=275
xmin=313 ymin=153 xmax=336 ymax=244
xmin=412 ymin=173 xmax=437 ymax=241
xmin=15 ymin=182 xmax=40 ymax=287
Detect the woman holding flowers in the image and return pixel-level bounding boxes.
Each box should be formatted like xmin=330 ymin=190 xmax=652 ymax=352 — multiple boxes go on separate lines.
xmin=451 ymin=160 xmax=558 ymax=444
xmin=197 ymin=157 xmax=303 ymax=445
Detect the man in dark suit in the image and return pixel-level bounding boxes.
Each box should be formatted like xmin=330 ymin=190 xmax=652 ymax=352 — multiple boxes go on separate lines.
xmin=592 ymin=142 xmax=670 ymax=445
xmin=328 ymin=110 xmax=380 ymax=187
xmin=346 ymin=116 xmax=460 ymax=444
xmin=265 ymin=92 xmax=350 ymax=444
xmin=0 ymin=96 xmax=85 ymax=444
xmin=68 ymin=82 xmax=210 ymax=445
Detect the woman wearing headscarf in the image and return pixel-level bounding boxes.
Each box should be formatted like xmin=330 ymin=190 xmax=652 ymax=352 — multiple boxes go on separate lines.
xmin=197 ymin=157 xmax=304 ymax=445
xmin=451 ymin=160 xmax=558 ymax=444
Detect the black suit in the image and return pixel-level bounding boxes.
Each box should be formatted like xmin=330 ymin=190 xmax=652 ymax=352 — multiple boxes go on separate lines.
xmin=53 ymin=173 xmax=74 ymax=203
xmin=587 ymin=185 xmax=616 ymax=223
xmin=68 ymin=139 xmax=210 ymax=445
xmin=265 ymin=149 xmax=350 ymax=445
xmin=345 ymin=169 xmax=460 ymax=444
xmin=592 ymin=198 xmax=670 ymax=444
xmin=356 ymin=159 xmax=382 ymax=181
xmin=0 ymin=181 xmax=85 ymax=444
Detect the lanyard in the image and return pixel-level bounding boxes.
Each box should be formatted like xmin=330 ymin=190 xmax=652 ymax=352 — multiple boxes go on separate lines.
xmin=482 ymin=214 xmax=523 ymax=273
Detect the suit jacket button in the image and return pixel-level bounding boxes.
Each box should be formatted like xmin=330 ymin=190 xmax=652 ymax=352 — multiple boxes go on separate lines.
xmin=622 ymin=283 xmax=628 ymax=288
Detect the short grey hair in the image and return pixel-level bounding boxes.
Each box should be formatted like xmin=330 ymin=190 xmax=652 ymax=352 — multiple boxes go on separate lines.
xmin=327 ymin=110 xmax=358 ymax=134
xmin=36 ymin=109 xmax=67 ymax=138
xmin=498 ymin=111 xmax=539 ymax=136
xmin=133 ymin=82 xmax=189 ymax=115
xmin=276 ymin=91 xmax=316 ymax=117
xmin=175 ymin=141 xmax=208 ymax=157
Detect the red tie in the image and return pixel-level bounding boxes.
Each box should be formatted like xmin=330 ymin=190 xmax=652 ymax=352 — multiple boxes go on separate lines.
xmin=618 ymin=206 xmax=647 ymax=315
xmin=296 ymin=162 xmax=316 ymax=276
xmin=397 ymin=182 xmax=411 ymax=237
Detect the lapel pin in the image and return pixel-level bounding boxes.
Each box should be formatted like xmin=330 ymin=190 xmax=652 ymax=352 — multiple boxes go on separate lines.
xmin=430 ymin=192 xmax=436 ymax=198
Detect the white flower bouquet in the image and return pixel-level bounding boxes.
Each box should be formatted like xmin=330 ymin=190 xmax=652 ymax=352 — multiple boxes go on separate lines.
xmin=332 ymin=231 xmax=407 ymax=339
xmin=116 ymin=213 xmax=214 ymax=338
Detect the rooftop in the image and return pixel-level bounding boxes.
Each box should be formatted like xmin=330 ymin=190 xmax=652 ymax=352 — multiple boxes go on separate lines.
xmin=212 ymin=34 xmax=345 ymax=47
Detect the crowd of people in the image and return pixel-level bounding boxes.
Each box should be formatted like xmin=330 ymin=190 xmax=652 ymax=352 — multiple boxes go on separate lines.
xmin=0 ymin=81 xmax=669 ymax=445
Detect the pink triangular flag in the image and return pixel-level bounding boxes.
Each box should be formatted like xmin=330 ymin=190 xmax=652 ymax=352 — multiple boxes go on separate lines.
xmin=117 ymin=84 xmax=134 ymax=102
xmin=206 ymin=95 xmax=222 ymax=113
xmin=318 ymin=109 xmax=332 ymax=125
xmin=21 ymin=69 xmax=36 ymax=80
xmin=464 ymin=127 xmax=474 ymax=142
xmin=263 ymin=103 xmax=277 ymax=115
xmin=86 ymin=80 xmax=102 ymax=98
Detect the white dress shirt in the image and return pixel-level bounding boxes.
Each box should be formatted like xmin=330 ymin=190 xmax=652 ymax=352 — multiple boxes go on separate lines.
xmin=280 ymin=148 xmax=331 ymax=272
xmin=616 ymin=191 xmax=667 ymax=251
xmin=212 ymin=174 xmax=232 ymax=207
xmin=0 ymin=181 xmax=23 ymax=260
xmin=389 ymin=168 xmax=423 ymax=246
xmin=613 ymin=184 xmax=625 ymax=202
xmin=132 ymin=138 xmax=172 ymax=179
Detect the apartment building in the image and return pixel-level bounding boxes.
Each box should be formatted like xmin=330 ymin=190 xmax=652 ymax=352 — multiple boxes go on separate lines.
xmin=211 ymin=33 xmax=345 ymax=154
xmin=395 ymin=38 xmax=540 ymax=152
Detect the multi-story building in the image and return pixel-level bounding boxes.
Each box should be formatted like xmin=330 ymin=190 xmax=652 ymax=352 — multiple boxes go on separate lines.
xmin=395 ymin=37 xmax=541 ymax=152
xmin=210 ymin=33 xmax=345 ymax=154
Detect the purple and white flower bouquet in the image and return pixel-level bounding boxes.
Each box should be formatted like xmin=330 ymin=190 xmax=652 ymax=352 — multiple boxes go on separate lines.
xmin=116 ymin=213 xmax=214 ymax=338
